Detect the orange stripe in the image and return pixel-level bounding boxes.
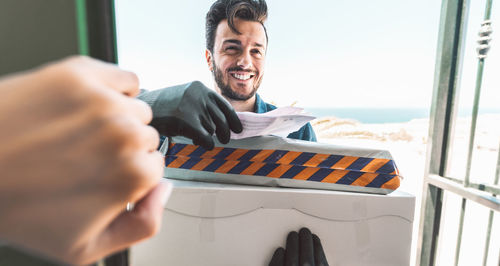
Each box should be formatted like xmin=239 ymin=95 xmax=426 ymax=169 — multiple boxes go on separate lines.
xmin=293 ymin=167 xmax=320 ymax=180
xmin=199 ymin=147 xmax=223 ymax=159
xmin=175 ymin=144 xmax=198 ymax=156
xmin=214 ymin=160 xmax=241 ymax=173
xmin=303 ymin=153 xmax=331 ymax=167
xmin=321 ymin=169 xmax=349 ymax=183
xmin=240 ymin=162 xmax=266 ymax=175
xmin=276 ymin=151 xmax=302 ymax=164
xmin=167 ymin=156 xmax=190 ymax=168
xmin=191 ymin=158 xmax=215 ymax=171
xmin=267 ymin=164 xmax=294 ymax=178
xmin=331 ymin=156 xmax=359 ymax=170
xmin=249 ymin=149 xmax=275 ymax=162
xmin=360 ymin=158 xmax=390 ymax=173
xmin=225 ymin=149 xmax=249 ymax=161
xmin=351 ymin=173 xmax=379 ymax=187
xmin=381 ymin=176 xmax=401 ymax=190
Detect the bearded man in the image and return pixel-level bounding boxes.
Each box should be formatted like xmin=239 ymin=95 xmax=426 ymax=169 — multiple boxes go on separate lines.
xmin=204 ymin=0 xmax=316 ymax=141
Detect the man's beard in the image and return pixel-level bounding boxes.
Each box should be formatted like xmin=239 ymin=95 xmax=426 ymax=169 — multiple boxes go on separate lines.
xmin=212 ymin=63 xmax=261 ymax=101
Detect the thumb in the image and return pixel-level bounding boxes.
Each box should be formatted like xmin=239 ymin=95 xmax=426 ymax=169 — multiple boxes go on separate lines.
xmin=94 ymin=182 xmax=172 ymax=258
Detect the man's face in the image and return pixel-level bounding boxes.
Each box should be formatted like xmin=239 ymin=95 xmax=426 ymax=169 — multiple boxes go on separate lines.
xmin=206 ymin=18 xmax=267 ymax=101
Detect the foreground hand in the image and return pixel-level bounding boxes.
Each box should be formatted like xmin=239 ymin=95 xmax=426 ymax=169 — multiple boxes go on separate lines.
xmin=138 ymin=81 xmax=242 ymax=150
xmin=269 ymin=228 xmax=329 ymax=266
xmin=0 ymin=56 xmax=171 ymax=265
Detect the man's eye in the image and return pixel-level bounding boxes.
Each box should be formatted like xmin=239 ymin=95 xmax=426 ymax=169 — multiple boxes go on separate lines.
xmin=225 ymin=47 xmax=239 ymax=51
xmin=252 ymin=49 xmax=263 ymax=56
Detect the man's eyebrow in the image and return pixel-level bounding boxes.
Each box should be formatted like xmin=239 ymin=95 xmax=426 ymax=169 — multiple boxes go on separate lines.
xmin=222 ymin=39 xmax=241 ymax=45
xmin=253 ymin=42 xmax=265 ymax=48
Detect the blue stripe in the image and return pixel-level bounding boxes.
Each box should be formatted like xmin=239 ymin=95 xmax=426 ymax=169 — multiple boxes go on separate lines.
xmin=189 ymin=146 xmax=208 ymax=157
xmin=290 ymin=152 xmax=315 ymax=166
xmin=164 ymin=155 xmax=177 ymax=166
xmin=263 ymin=150 xmax=288 ymax=163
xmin=228 ymin=160 xmax=254 ymax=174
xmin=239 ymin=149 xmax=261 ymax=161
xmin=317 ymin=155 xmax=343 ymax=168
xmin=254 ymin=163 xmax=279 ymax=176
xmin=347 ymin=157 xmax=373 ymax=171
xmin=307 ymin=168 xmax=334 ymax=182
xmin=281 ymin=165 xmax=306 ymax=179
xmin=366 ymin=174 xmax=394 ymax=188
xmin=167 ymin=144 xmax=186 ymax=155
xmin=336 ymin=171 xmax=364 ymax=185
xmin=376 ymin=161 xmax=396 ymax=174
xmin=214 ymin=148 xmax=236 ymax=159
xmin=203 ymin=159 xmax=227 ymax=172
xmin=179 ymin=157 xmax=202 ymax=169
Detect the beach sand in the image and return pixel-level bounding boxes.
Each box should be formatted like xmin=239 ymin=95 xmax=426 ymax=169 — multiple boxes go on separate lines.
xmin=311 ymin=114 xmax=500 ymax=266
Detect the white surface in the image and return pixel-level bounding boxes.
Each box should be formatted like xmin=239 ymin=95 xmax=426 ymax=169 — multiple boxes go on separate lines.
xmin=132 ymin=179 xmax=415 ymax=266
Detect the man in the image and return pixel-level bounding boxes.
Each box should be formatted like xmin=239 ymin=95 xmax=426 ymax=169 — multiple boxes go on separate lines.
xmin=146 ymin=0 xmax=315 ymax=145
xmin=204 ymin=0 xmax=317 ymax=141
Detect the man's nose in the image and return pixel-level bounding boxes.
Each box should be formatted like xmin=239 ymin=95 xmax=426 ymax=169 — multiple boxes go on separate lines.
xmin=237 ymin=52 xmax=253 ymax=69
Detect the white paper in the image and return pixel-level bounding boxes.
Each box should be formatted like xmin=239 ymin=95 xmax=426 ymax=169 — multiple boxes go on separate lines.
xmin=230 ymin=106 xmax=316 ymax=139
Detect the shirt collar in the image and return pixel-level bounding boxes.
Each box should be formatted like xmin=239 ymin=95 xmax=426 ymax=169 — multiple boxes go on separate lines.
xmin=254 ymin=93 xmax=266 ymax=113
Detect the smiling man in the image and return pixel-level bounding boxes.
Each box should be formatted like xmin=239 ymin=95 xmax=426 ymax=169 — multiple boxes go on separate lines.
xmin=204 ymin=0 xmax=317 ymax=141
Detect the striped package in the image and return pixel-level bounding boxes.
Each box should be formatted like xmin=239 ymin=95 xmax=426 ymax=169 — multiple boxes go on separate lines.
xmin=161 ymin=136 xmax=401 ymax=194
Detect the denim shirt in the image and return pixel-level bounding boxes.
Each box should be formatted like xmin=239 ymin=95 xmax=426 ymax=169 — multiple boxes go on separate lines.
xmin=254 ymin=94 xmax=317 ymax=142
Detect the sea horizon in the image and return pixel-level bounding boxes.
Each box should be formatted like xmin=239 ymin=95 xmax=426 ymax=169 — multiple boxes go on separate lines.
xmin=305 ymin=107 xmax=500 ymax=124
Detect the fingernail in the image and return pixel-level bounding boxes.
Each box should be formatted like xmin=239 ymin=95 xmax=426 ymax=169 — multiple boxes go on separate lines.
xmin=160 ymin=181 xmax=173 ymax=207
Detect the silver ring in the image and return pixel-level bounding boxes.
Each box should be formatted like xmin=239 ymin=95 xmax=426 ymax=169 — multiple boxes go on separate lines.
xmin=126 ymin=202 xmax=135 ymax=212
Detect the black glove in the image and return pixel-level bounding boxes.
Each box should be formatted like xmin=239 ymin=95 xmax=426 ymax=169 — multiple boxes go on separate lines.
xmin=138 ymin=81 xmax=242 ymax=150
xmin=269 ymin=228 xmax=329 ymax=266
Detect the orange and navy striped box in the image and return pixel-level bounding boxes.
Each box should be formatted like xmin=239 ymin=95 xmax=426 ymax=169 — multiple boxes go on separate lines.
xmin=162 ymin=136 xmax=401 ymax=194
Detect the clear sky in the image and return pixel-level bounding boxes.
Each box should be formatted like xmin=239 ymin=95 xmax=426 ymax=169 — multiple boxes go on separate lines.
xmin=115 ymin=0 xmax=498 ymax=109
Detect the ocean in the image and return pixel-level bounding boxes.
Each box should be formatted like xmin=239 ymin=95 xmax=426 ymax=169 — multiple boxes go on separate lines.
xmin=305 ymin=107 xmax=500 ymax=124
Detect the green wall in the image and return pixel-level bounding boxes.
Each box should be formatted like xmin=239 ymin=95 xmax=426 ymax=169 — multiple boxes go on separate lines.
xmin=0 ymin=1 xmax=80 ymax=264
xmin=0 ymin=0 xmax=79 ymax=76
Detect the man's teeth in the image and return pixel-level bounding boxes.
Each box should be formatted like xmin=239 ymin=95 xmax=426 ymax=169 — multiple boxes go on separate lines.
xmin=231 ymin=73 xmax=252 ymax=80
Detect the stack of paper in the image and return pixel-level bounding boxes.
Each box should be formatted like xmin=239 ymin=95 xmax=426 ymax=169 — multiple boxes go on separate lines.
xmin=231 ymin=106 xmax=315 ymax=139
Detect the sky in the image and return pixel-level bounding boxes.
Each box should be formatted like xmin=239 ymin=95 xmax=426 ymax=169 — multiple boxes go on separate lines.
xmin=115 ymin=0 xmax=498 ymax=109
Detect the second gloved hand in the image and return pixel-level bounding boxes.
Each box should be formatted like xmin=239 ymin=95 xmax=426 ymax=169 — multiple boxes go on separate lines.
xmin=269 ymin=228 xmax=329 ymax=266
xmin=138 ymin=81 xmax=242 ymax=150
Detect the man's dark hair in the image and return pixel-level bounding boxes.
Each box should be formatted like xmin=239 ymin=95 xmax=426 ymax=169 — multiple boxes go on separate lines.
xmin=206 ymin=0 xmax=268 ymax=52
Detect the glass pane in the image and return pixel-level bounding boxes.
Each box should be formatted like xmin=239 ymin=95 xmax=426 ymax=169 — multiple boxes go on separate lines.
xmin=435 ymin=191 xmax=462 ymax=266
xmin=435 ymin=192 xmax=496 ymax=266
xmin=484 ymin=211 xmax=500 ymax=266
xmin=446 ymin=0 xmax=500 ymax=186
xmin=115 ymin=1 xmax=214 ymax=89
xmin=457 ymin=200 xmax=491 ymax=266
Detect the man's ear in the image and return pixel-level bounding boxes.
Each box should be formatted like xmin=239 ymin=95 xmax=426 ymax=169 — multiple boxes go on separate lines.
xmin=205 ymin=49 xmax=213 ymax=71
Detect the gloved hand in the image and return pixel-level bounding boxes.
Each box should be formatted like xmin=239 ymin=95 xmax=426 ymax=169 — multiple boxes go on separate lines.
xmin=269 ymin=228 xmax=329 ymax=266
xmin=138 ymin=81 xmax=242 ymax=150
